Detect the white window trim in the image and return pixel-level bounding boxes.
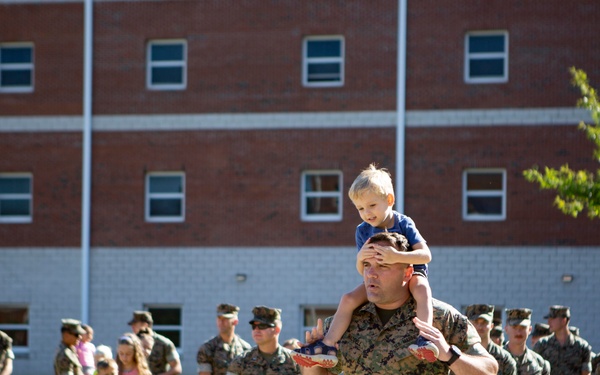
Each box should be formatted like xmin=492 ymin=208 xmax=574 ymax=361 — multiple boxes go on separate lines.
xmin=146 ymin=39 xmax=187 ymax=91
xmin=462 ymin=168 xmax=507 ymax=221
xmin=300 ymin=170 xmax=343 ymax=222
xmin=464 ymin=31 xmax=508 ymax=84
xmin=145 ymin=305 xmax=183 ymax=353
xmin=0 ymin=42 xmax=34 ymax=93
xmin=0 ymin=305 xmax=29 ymax=355
xmin=302 ymin=35 xmax=345 ymax=88
xmin=0 ymin=173 xmax=33 ymax=223
xmin=300 ymin=305 xmax=337 ymax=341
xmin=145 ymin=172 xmax=185 ymax=223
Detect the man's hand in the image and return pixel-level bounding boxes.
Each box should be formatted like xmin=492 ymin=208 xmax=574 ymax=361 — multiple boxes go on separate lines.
xmin=413 ymin=317 xmax=452 ymax=361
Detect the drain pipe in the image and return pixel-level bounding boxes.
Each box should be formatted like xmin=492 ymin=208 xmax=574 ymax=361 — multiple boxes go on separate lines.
xmin=396 ymin=0 xmax=407 ymax=212
xmin=81 ymin=0 xmax=93 ymax=324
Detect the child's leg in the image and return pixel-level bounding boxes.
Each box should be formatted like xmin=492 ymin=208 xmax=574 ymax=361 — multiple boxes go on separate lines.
xmin=322 ymin=283 xmax=367 ymax=346
xmin=409 ymin=275 xmax=433 ymax=325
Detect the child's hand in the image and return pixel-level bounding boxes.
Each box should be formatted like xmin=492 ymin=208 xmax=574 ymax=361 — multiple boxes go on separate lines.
xmin=370 ymin=242 xmax=402 ymax=265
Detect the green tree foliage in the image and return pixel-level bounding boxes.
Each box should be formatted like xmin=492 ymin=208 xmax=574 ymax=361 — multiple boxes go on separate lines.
xmin=523 ymin=67 xmax=600 ymax=219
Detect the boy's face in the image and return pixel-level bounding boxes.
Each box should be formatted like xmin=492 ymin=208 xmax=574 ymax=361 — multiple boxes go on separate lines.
xmin=352 ymin=191 xmax=394 ymax=229
xmin=97 ymin=365 xmax=118 ymax=375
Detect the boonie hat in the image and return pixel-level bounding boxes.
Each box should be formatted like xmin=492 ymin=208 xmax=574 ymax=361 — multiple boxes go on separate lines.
xmin=544 ymin=305 xmax=570 ymax=319
xmin=217 ymin=303 xmax=240 ymax=318
xmin=249 ymin=305 xmax=281 ymax=327
xmin=505 ymin=308 xmax=532 ymax=326
xmin=465 ymin=304 xmax=494 ymax=322
xmin=128 ymin=311 xmax=153 ymax=325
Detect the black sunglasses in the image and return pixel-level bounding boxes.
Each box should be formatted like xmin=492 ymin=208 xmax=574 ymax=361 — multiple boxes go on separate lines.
xmin=251 ymin=323 xmax=274 ymax=330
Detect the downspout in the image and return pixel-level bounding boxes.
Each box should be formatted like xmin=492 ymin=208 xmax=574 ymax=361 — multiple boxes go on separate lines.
xmin=81 ymin=0 xmax=93 ymax=324
xmin=396 ymin=0 xmax=407 ymax=212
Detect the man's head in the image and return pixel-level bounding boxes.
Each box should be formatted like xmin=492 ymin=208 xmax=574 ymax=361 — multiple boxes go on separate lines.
xmin=465 ymin=304 xmax=495 ymax=339
xmin=490 ymin=324 xmax=504 ymax=346
xmin=216 ymin=303 xmax=240 ymax=335
xmin=504 ymin=308 xmax=533 ymax=347
xmin=249 ymin=305 xmax=281 ymax=347
xmin=349 ymin=164 xmax=395 ymax=229
xmin=544 ymin=305 xmax=570 ymax=333
xmin=128 ymin=311 xmax=153 ymax=334
xmin=362 ymin=232 xmax=413 ymax=309
xmin=61 ymin=318 xmax=86 ymax=346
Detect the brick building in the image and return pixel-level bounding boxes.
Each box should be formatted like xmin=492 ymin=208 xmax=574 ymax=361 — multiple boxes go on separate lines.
xmin=1 ymin=1 xmax=599 ymax=374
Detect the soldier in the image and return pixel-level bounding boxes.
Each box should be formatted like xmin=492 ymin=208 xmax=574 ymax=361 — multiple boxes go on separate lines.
xmin=503 ymin=308 xmax=550 ymax=375
xmin=0 ymin=330 xmax=14 ymax=375
xmin=128 ymin=311 xmax=182 ymax=375
xmin=54 ymin=319 xmax=86 ymax=375
xmin=226 ymin=305 xmax=300 ymax=375
xmin=530 ymin=323 xmax=550 ymax=347
xmin=533 ymin=305 xmax=592 ymax=375
xmin=491 ymin=324 xmax=505 ymax=346
xmin=465 ymin=304 xmax=517 ymax=375
xmin=197 ymin=304 xmax=251 ymax=375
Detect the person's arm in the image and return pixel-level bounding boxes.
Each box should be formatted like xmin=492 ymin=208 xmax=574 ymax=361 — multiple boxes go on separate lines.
xmin=159 ymin=358 xmax=182 ymax=375
xmin=413 ymin=317 xmax=498 ymax=375
xmin=0 ymin=357 xmax=13 ymax=375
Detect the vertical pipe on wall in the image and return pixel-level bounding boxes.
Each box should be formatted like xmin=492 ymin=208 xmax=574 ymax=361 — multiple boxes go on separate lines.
xmin=81 ymin=0 xmax=93 ymax=324
xmin=396 ymin=0 xmax=408 ymax=212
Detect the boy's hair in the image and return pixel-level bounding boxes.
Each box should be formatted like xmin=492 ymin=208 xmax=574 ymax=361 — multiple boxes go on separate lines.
xmin=369 ymin=232 xmax=410 ymax=252
xmin=94 ymin=344 xmax=113 ymax=359
xmin=97 ymin=358 xmax=118 ymax=375
xmin=348 ymin=163 xmax=395 ymax=201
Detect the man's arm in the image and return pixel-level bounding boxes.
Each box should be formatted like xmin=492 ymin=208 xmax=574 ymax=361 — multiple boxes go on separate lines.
xmin=0 ymin=357 xmax=13 ymax=375
xmin=160 ymin=358 xmax=182 ymax=375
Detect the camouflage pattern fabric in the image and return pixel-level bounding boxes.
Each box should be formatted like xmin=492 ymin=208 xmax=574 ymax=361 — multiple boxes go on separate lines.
xmin=487 ymin=341 xmax=517 ymax=375
xmin=54 ymin=342 xmax=83 ymax=375
xmin=325 ymin=297 xmax=484 ymax=375
xmin=533 ymin=333 xmax=592 ymax=375
xmin=0 ymin=330 xmax=14 ymax=374
xmin=226 ymin=345 xmax=300 ymax=375
xmin=148 ymin=332 xmax=180 ymax=375
xmin=504 ymin=346 xmax=550 ymax=375
xmin=197 ymin=334 xmax=251 ymax=375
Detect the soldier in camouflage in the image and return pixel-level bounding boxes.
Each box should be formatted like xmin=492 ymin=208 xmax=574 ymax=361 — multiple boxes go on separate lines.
xmin=465 ymin=304 xmax=517 ymax=375
xmin=197 ymin=303 xmax=251 ymax=375
xmin=54 ymin=319 xmax=86 ymax=375
xmin=533 ymin=305 xmax=592 ymax=375
xmin=301 ymin=232 xmax=498 ymax=375
xmin=503 ymin=308 xmax=550 ymax=375
xmin=226 ymin=305 xmax=300 ymax=375
xmin=128 ymin=311 xmax=182 ymax=375
xmin=491 ymin=324 xmax=505 ymax=346
xmin=0 ymin=330 xmax=14 ymax=375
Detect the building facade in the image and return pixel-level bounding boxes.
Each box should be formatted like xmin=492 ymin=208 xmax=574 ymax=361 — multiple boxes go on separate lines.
xmin=1 ymin=1 xmax=599 ymax=374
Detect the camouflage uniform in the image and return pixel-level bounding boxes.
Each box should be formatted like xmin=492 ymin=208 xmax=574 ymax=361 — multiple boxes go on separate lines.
xmin=325 ymin=297 xmax=483 ymax=375
xmin=54 ymin=319 xmax=86 ymax=375
xmin=487 ymin=341 xmax=517 ymax=375
xmin=226 ymin=345 xmax=300 ymax=375
xmin=0 ymin=330 xmax=15 ymax=374
xmin=504 ymin=345 xmax=550 ymax=375
xmin=148 ymin=332 xmax=180 ymax=375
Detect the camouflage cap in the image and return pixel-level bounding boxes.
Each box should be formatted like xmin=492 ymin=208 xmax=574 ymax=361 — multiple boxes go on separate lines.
xmin=569 ymin=326 xmax=579 ymax=336
xmin=217 ymin=303 xmax=240 ymax=318
xmin=531 ymin=323 xmax=551 ymax=337
xmin=505 ymin=308 xmax=532 ymax=326
xmin=128 ymin=311 xmax=153 ymax=325
xmin=249 ymin=305 xmax=281 ymax=326
xmin=61 ymin=318 xmax=86 ymax=335
xmin=490 ymin=325 xmax=504 ymax=338
xmin=465 ymin=304 xmax=494 ymax=322
xmin=543 ymin=305 xmax=570 ymax=319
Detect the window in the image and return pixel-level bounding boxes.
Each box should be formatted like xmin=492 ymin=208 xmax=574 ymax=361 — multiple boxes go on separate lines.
xmin=146 ymin=306 xmax=182 ymax=350
xmin=463 ymin=169 xmax=506 ymax=221
xmin=145 ymin=172 xmax=185 ymax=222
xmin=303 ymin=36 xmax=344 ymax=87
xmin=0 ymin=43 xmax=34 ymax=93
xmin=147 ymin=40 xmax=186 ymax=90
xmin=301 ymin=170 xmax=342 ymax=221
xmin=465 ymin=31 xmax=508 ymax=83
xmin=301 ymin=306 xmax=337 ymax=339
xmin=0 ymin=306 xmax=29 ymax=355
xmin=0 ymin=174 xmax=32 ymax=223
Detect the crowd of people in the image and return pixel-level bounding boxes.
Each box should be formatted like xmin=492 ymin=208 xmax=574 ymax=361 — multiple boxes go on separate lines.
xmin=0 ymin=163 xmax=597 ymax=375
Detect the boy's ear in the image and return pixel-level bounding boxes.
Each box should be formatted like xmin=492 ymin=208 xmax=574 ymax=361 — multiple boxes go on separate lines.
xmin=387 ymin=193 xmax=395 ymax=206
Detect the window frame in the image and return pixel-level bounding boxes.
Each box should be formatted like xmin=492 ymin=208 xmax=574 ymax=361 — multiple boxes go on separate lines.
xmin=0 ymin=173 xmax=33 ymax=223
xmin=146 ymin=39 xmax=187 ymax=91
xmin=0 ymin=305 xmax=29 ymax=356
xmin=302 ymin=36 xmax=345 ymax=88
xmin=300 ymin=170 xmax=343 ymax=222
xmin=145 ymin=172 xmax=185 ymax=223
xmin=464 ymin=31 xmax=508 ymax=84
xmin=462 ymin=168 xmax=507 ymax=221
xmin=145 ymin=305 xmax=183 ymax=353
xmin=0 ymin=42 xmax=34 ymax=93
xmin=300 ymin=305 xmax=337 ymax=341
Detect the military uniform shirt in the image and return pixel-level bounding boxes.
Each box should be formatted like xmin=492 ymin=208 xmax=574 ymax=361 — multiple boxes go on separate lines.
xmin=54 ymin=342 xmax=83 ymax=375
xmin=197 ymin=334 xmax=251 ymax=375
xmin=326 ymin=296 xmax=484 ymax=375
xmin=226 ymin=345 xmax=300 ymax=375
xmin=533 ymin=333 xmax=592 ymax=375
xmin=0 ymin=330 xmax=15 ymax=374
xmin=148 ymin=332 xmax=180 ymax=375
xmin=487 ymin=341 xmax=517 ymax=375
xmin=504 ymin=345 xmax=550 ymax=375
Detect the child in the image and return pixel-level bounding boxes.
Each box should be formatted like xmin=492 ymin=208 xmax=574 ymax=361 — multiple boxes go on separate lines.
xmin=76 ymin=324 xmax=97 ymax=375
xmin=96 ymin=358 xmax=119 ymax=375
xmin=293 ymin=163 xmax=437 ymax=367
xmin=116 ymin=333 xmax=151 ymax=375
